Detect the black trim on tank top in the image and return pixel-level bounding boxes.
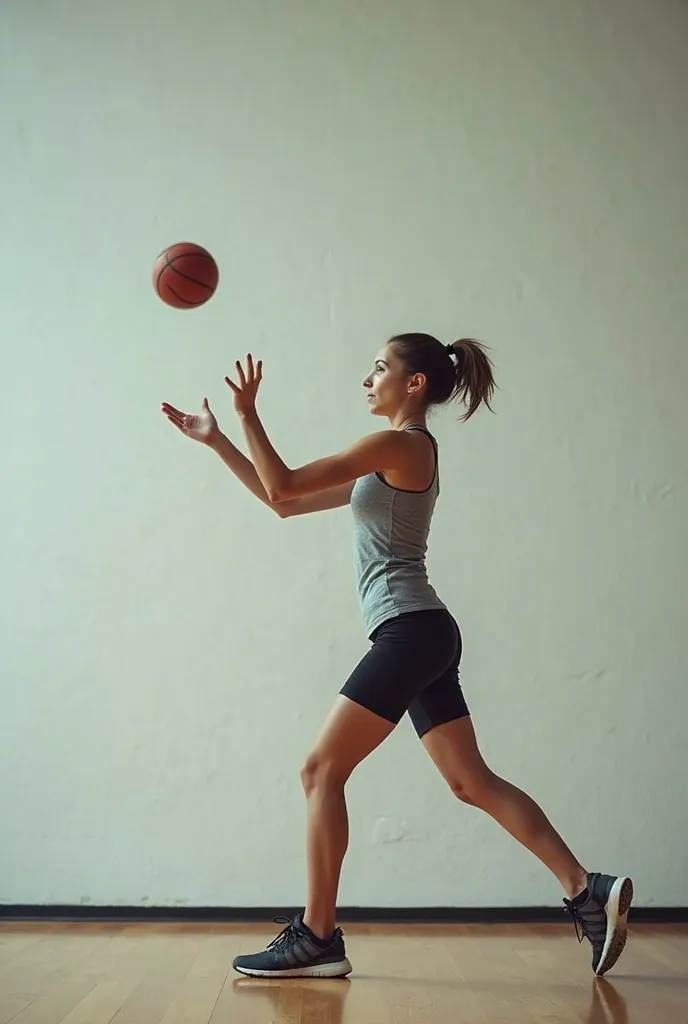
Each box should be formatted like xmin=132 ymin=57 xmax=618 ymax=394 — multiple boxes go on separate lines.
xmin=375 ymin=425 xmax=438 ymax=494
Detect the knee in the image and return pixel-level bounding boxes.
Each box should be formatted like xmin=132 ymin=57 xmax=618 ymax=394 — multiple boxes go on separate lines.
xmin=447 ymin=769 xmax=498 ymax=808
xmin=300 ymin=752 xmax=347 ymax=796
xmin=300 ymin=753 xmax=319 ymax=795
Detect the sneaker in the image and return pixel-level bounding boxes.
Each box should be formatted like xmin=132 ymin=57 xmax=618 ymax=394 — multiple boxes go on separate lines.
xmin=232 ymin=914 xmax=353 ymax=979
xmin=563 ymin=872 xmax=634 ymax=976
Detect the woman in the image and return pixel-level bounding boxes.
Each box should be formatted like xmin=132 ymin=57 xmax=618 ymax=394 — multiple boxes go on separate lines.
xmin=161 ymin=332 xmax=632 ymax=980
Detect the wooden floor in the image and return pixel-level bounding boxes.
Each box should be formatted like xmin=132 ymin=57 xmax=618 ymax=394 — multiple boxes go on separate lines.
xmin=0 ymin=921 xmax=686 ymax=1024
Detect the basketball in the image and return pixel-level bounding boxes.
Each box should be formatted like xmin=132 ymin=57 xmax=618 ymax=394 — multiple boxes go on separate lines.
xmin=152 ymin=242 xmax=219 ymax=309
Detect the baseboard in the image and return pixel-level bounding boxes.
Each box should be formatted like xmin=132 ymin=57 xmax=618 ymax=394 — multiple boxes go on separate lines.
xmin=1 ymin=905 xmax=686 ymax=924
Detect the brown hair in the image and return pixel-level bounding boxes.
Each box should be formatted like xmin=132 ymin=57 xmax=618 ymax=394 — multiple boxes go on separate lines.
xmin=389 ymin=333 xmax=496 ymax=421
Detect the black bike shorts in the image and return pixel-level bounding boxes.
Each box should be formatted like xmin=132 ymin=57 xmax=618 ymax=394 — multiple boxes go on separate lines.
xmin=340 ymin=608 xmax=470 ymax=738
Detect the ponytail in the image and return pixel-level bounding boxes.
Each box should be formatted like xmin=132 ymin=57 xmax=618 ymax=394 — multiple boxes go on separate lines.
xmin=447 ymin=338 xmax=496 ymax=421
xmin=389 ymin=332 xmax=496 ymax=420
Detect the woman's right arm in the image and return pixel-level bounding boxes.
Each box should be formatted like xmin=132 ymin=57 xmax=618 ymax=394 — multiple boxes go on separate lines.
xmin=209 ymin=431 xmax=354 ymax=518
xmin=160 ymin=399 xmax=352 ymax=518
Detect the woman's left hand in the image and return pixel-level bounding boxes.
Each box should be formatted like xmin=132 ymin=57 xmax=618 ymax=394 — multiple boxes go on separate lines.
xmin=225 ymin=354 xmax=263 ymax=416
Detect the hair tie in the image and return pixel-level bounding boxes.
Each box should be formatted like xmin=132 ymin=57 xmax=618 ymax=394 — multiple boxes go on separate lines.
xmin=446 ymin=343 xmax=456 ymax=357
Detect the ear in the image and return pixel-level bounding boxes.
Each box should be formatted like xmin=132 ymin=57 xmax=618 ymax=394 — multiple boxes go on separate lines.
xmin=408 ymin=372 xmax=426 ymax=395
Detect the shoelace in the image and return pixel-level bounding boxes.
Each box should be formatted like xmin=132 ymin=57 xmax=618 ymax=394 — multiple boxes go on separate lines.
xmin=266 ymin=916 xmax=299 ymax=953
xmin=562 ymin=899 xmax=589 ymax=944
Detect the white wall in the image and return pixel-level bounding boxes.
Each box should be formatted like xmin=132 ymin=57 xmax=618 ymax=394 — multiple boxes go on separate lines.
xmin=1 ymin=0 xmax=687 ymax=910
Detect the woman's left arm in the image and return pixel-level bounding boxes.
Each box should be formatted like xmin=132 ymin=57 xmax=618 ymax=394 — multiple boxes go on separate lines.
xmin=226 ymin=355 xmax=407 ymax=502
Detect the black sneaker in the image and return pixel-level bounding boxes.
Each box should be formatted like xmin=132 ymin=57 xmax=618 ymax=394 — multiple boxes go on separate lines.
xmin=563 ymin=872 xmax=634 ymax=976
xmin=232 ymin=914 xmax=353 ymax=979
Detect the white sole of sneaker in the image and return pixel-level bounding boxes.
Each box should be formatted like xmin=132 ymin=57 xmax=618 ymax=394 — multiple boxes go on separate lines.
xmin=233 ymin=957 xmax=353 ymax=979
xmin=596 ymin=876 xmax=634 ymax=976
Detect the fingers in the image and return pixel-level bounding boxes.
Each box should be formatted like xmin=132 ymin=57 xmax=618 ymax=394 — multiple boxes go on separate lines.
xmin=225 ymin=376 xmax=239 ymax=393
xmin=235 ymin=354 xmax=262 ymax=385
xmin=161 ymin=402 xmax=191 ymax=433
xmin=164 ymin=414 xmax=188 ymax=434
xmin=162 ymin=407 xmax=185 ymax=427
xmin=161 ymin=402 xmax=186 ymax=418
xmin=246 ymin=354 xmax=262 ymax=383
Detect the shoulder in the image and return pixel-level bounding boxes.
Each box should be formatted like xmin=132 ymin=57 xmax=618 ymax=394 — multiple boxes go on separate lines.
xmin=344 ymin=430 xmax=414 ymax=469
xmin=349 ymin=430 xmax=408 ymax=454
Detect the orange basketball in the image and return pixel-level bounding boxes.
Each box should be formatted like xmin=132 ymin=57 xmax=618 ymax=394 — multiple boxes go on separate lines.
xmin=153 ymin=242 xmax=219 ymax=309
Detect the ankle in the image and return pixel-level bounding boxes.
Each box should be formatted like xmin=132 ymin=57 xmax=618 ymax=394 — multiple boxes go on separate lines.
xmin=564 ymin=870 xmax=589 ymax=901
xmin=302 ymin=913 xmax=335 ymax=943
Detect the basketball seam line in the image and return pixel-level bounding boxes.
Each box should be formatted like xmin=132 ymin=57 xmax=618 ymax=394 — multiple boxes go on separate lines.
xmin=164 ymin=283 xmax=199 ymax=306
xmin=163 ymin=264 xmax=215 ymax=290
xmin=162 ymin=250 xmax=216 ymax=290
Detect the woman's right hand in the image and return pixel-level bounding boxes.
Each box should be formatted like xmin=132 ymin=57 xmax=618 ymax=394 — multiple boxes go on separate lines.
xmin=161 ymin=398 xmax=220 ymax=445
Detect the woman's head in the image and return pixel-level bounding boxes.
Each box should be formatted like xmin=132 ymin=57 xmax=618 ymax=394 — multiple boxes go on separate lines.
xmin=363 ymin=332 xmax=495 ymax=422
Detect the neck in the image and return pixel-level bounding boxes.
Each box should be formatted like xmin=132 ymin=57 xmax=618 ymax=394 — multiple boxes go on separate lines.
xmin=388 ymin=412 xmax=427 ymax=431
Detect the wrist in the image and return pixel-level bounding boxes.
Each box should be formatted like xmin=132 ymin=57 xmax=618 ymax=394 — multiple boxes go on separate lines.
xmin=238 ymin=408 xmax=259 ymax=425
xmin=205 ymin=428 xmax=224 ymax=449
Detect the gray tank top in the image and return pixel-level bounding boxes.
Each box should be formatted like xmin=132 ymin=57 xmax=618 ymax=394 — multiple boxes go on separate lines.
xmin=351 ymin=425 xmax=447 ymax=636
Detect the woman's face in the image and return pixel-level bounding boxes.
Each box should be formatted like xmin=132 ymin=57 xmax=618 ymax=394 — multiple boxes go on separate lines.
xmin=362 ymin=344 xmax=412 ymax=417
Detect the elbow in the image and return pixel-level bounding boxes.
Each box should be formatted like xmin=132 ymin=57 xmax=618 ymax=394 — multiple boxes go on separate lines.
xmin=266 ymin=472 xmax=294 ymax=505
xmin=272 ymin=501 xmax=292 ymax=519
